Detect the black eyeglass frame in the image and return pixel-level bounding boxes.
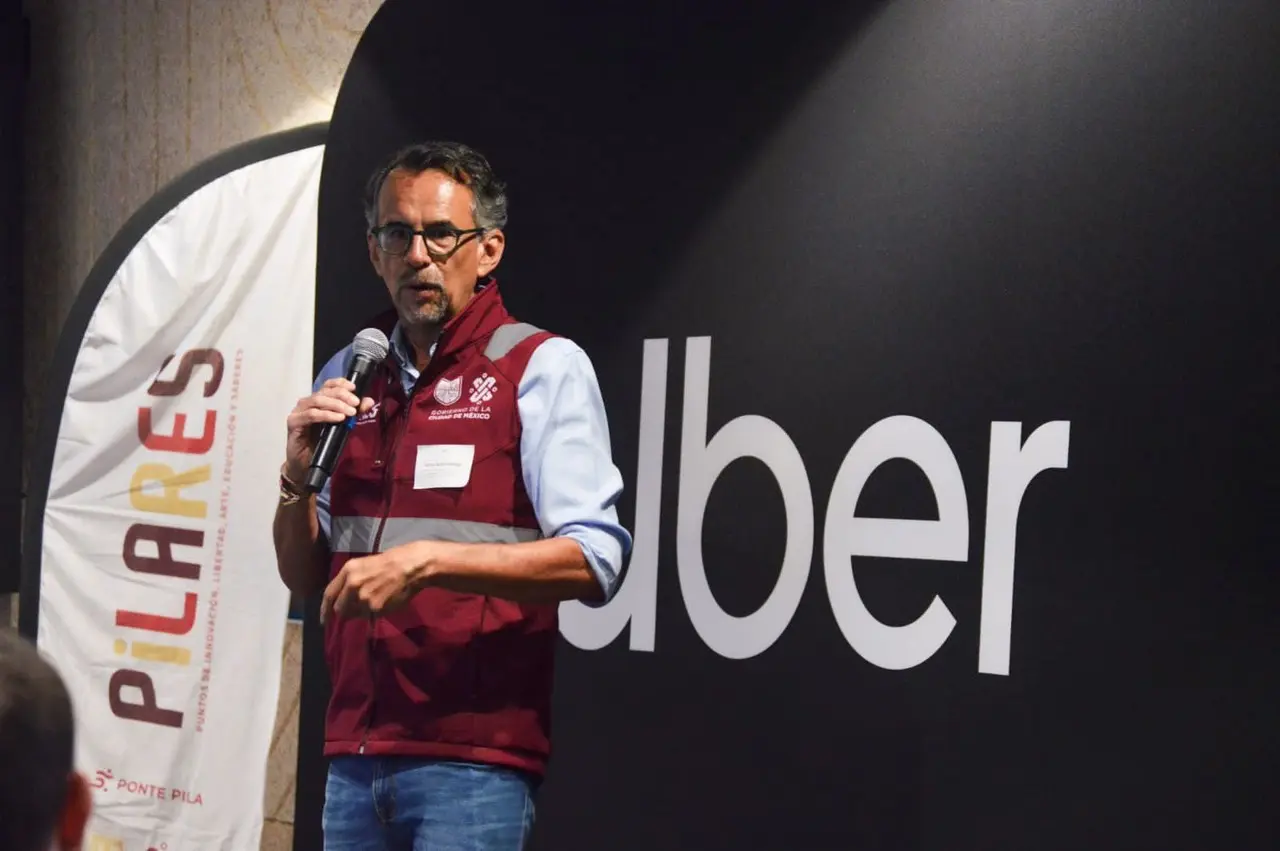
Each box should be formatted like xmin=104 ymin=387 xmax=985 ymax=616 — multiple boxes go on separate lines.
xmin=369 ymin=222 xmax=487 ymax=260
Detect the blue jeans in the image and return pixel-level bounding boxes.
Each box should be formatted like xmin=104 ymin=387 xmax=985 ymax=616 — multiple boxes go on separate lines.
xmin=323 ymin=757 xmax=537 ymax=850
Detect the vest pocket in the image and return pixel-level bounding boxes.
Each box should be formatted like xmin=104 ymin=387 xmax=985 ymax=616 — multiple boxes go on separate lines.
xmin=371 ymin=590 xmax=488 ymax=738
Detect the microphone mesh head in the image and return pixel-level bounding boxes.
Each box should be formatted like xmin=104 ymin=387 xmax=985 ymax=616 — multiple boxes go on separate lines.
xmin=352 ymin=327 xmax=391 ymax=361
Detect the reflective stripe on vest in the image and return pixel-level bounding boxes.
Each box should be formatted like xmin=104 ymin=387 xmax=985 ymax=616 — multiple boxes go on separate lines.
xmin=330 ymin=515 xmax=542 ymax=554
xmin=484 ymin=322 xmax=543 ymax=360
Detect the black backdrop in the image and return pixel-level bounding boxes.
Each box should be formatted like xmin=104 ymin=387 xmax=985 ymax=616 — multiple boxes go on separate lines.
xmin=0 ymin=0 xmax=24 ymax=594
xmin=298 ymin=1 xmax=1280 ymax=848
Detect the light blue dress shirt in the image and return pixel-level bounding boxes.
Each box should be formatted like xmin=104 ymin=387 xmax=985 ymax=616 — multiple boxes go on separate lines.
xmin=312 ymin=324 xmax=632 ymax=603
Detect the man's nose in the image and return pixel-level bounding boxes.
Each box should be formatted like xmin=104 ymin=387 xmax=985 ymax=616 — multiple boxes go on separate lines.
xmin=405 ymin=234 xmax=433 ymax=266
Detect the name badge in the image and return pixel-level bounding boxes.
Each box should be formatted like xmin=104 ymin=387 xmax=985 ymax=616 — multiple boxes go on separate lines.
xmin=414 ymin=444 xmax=475 ymax=490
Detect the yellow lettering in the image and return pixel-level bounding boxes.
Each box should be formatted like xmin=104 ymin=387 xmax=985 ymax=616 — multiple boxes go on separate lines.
xmin=115 ymin=639 xmax=191 ymax=666
xmin=129 ymin=464 xmax=211 ymax=518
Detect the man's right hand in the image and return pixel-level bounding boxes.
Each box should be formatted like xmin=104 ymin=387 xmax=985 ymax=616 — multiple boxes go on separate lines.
xmin=283 ymin=378 xmax=375 ymax=483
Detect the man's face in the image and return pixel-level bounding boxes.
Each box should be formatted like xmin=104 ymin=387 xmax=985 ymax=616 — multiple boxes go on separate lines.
xmin=367 ymin=167 xmax=504 ymax=334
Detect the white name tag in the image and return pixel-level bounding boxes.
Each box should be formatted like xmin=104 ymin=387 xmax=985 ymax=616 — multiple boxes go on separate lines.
xmin=414 ymin=444 xmax=475 ymax=490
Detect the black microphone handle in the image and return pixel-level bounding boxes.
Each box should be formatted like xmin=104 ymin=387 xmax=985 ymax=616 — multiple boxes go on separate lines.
xmin=302 ymin=354 xmax=381 ymax=493
xmin=301 ymin=419 xmax=353 ymax=493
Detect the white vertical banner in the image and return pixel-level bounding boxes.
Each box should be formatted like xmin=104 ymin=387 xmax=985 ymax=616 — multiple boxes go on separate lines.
xmin=36 ymin=142 xmax=324 ymax=850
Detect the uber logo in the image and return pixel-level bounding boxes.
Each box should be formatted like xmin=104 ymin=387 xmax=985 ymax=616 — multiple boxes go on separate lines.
xmin=560 ymin=337 xmax=1070 ymax=676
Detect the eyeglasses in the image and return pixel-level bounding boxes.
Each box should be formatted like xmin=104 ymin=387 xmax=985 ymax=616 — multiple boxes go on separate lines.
xmin=370 ymin=222 xmax=485 ymax=259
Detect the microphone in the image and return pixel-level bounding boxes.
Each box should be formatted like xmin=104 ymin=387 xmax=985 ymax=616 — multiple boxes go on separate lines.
xmin=303 ymin=327 xmax=391 ymax=493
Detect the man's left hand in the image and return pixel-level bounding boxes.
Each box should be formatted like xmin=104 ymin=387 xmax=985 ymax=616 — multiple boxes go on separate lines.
xmin=320 ymin=543 xmax=430 ymax=623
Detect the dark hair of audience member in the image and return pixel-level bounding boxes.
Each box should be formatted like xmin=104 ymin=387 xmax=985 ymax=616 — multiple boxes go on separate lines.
xmin=0 ymin=628 xmax=90 ymax=851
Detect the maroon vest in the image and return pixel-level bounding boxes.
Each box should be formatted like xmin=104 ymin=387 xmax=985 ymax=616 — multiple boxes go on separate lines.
xmin=323 ymin=283 xmax=561 ymax=776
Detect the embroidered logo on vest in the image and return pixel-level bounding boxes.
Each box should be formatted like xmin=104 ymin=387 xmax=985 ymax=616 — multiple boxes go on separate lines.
xmin=433 ymin=376 xmax=462 ymax=406
xmin=429 ymin=371 xmax=496 ymax=422
xmin=470 ymin=372 xmax=497 ymax=404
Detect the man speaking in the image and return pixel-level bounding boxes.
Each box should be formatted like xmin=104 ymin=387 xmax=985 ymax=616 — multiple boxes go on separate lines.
xmin=272 ymin=141 xmax=632 ymax=850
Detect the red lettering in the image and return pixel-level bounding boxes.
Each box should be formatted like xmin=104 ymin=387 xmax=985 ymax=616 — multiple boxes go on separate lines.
xmin=148 ymin=349 xmax=224 ymax=398
xmin=108 ymin=670 xmax=184 ymax=728
xmin=122 ymin=524 xmax=204 ymax=581
xmin=138 ymin=407 xmax=217 ymax=453
xmin=116 ymin=592 xmax=197 ymax=635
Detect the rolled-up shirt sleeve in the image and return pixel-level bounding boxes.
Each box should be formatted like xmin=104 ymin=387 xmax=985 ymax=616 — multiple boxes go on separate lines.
xmin=517 ymin=338 xmax=633 ymax=603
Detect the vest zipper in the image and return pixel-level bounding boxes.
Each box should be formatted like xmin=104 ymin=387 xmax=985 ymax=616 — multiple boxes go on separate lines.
xmin=358 ymin=353 xmax=452 ymax=752
xmin=358 ymin=389 xmax=409 ymax=755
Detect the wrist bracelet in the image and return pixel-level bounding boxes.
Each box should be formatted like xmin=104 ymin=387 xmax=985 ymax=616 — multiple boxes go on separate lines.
xmin=279 ymin=467 xmax=307 ymax=505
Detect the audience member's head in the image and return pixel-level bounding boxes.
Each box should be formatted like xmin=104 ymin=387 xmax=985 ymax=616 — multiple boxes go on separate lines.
xmin=0 ymin=628 xmax=90 ymax=850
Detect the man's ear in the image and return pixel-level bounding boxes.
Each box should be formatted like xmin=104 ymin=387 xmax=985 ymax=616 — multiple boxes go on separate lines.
xmin=57 ymin=772 xmax=92 ymax=850
xmin=477 ymin=229 xmax=505 ymax=277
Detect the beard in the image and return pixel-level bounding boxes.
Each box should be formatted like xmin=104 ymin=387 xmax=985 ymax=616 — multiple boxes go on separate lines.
xmin=395 ymin=280 xmax=452 ymax=328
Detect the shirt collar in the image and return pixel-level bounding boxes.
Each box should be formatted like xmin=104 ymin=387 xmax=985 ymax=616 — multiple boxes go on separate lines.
xmin=388 ymin=323 xmax=437 ymax=375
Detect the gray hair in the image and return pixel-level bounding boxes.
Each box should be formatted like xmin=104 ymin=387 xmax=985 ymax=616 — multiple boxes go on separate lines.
xmin=363 ymin=140 xmax=509 ymax=231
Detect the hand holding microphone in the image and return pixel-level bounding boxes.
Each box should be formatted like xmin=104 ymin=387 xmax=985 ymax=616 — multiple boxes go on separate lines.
xmin=283 ymin=328 xmax=391 ymax=493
